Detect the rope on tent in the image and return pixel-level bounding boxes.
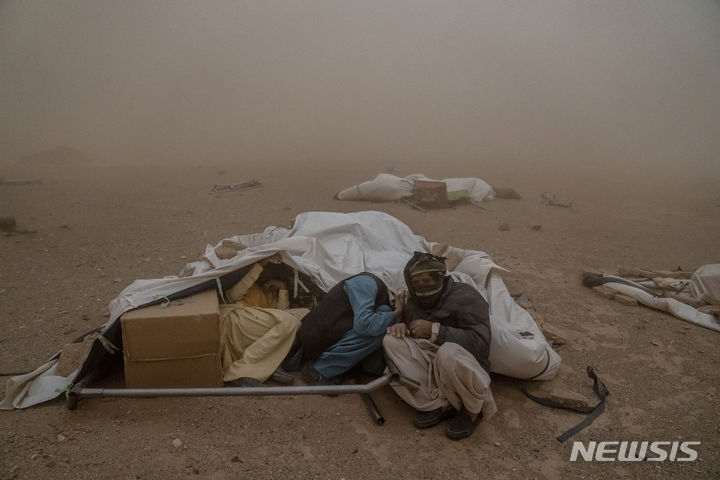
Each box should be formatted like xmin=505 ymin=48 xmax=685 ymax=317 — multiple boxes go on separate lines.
xmin=151 ymin=294 xmax=171 ymax=307
xmin=55 ymin=383 xmax=73 ymax=400
xmin=216 ymin=278 xmax=226 ymax=304
xmin=98 ymin=335 xmax=120 ymax=355
xmin=293 ymin=269 xmax=310 ymax=298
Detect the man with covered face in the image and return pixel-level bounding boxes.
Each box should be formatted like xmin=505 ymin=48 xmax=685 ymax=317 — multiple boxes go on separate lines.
xmin=383 ymin=252 xmax=496 ymax=440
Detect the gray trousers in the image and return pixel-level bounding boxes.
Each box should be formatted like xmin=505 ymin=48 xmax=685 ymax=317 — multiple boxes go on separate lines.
xmin=383 ymin=335 xmax=497 ymax=419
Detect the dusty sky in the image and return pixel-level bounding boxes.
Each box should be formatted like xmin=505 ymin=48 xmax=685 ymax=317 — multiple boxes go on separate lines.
xmin=1 ymin=0 xmax=718 ymax=172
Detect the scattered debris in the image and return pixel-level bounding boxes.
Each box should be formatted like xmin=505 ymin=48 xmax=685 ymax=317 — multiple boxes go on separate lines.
xmin=210 ymin=179 xmax=261 ymax=194
xmin=0 ymin=216 xmax=35 ymax=236
xmin=0 ymin=215 xmax=16 ymax=232
xmin=400 ymin=197 xmax=427 ymax=212
xmin=0 ymin=178 xmax=42 ymax=185
xmin=540 ymin=192 xmax=573 ymax=208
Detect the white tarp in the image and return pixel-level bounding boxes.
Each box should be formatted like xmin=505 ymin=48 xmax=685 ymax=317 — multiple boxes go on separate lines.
xmin=2 ymin=211 xmax=559 ymax=409
xmin=599 ymin=281 xmax=720 ymax=333
xmin=335 ymin=173 xmax=495 ymax=206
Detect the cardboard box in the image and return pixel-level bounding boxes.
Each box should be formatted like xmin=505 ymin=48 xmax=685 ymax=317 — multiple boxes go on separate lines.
xmin=121 ymin=289 xmax=222 ymax=388
xmin=412 ymin=180 xmax=449 ymax=208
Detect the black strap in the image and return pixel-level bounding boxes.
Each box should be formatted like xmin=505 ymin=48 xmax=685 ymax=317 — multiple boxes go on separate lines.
xmin=523 ymin=366 xmax=609 ymax=443
xmin=528 ymin=347 xmax=552 ymax=381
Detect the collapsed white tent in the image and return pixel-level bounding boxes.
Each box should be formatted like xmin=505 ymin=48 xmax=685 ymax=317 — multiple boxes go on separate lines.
xmin=335 ymin=173 xmax=495 ymax=205
xmin=597 ymin=282 xmax=720 ymax=333
xmin=2 ymin=211 xmax=560 ymax=409
xmin=586 ymin=266 xmax=720 ymax=333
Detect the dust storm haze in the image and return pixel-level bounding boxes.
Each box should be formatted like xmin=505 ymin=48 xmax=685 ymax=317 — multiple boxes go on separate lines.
xmin=0 ymin=0 xmax=719 ymax=174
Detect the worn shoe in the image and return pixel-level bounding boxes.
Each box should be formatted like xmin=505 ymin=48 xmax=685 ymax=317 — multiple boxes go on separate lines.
xmin=445 ymin=409 xmax=483 ymax=440
xmin=224 ymin=377 xmax=264 ymax=388
xmin=302 ymin=363 xmax=335 ymax=387
xmin=270 ymin=367 xmax=295 ymax=385
xmin=412 ymin=406 xmax=457 ymax=429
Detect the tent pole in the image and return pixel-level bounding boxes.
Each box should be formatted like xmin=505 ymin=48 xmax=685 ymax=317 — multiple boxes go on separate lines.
xmin=67 ymin=373 xmax=419 ymax=406
xmin=360 ymin=393 xmax=385 ymax=425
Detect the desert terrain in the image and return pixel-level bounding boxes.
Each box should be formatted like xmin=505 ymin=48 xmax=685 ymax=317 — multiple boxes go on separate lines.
xmin=2 ymin=1 xmax=719 ymax=478
xmin=0 ymin=155 xmax=718 ymax=479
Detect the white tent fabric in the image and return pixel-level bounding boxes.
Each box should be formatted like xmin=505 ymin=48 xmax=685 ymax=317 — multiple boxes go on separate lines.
xmin=2 ymin=211 xmax=559 ymax=409
xmin=335 ymin=173 xmax=495 ymax=206
xmin=599 ymin=281 xmax=720 ymax=333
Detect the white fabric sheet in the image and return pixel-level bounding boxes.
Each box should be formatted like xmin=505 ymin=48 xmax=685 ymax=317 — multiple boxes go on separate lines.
xmin=601 ymin=281 xmax=720 ymax=333
xmin=335 ymin=173 xmax=495 ymax=206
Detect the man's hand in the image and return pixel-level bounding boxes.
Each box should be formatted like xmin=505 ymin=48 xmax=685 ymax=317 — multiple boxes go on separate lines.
xmin=392 ymin=291 xmax=406 ymax=320
xmin=409 ymin=319 xmax=432 ymax=339
xmin=387 ymin=323 xmax=410 ymax=338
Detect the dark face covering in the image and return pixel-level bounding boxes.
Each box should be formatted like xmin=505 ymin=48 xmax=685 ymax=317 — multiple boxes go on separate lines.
xmin=404 ymin=252 xmax=447 ymax=310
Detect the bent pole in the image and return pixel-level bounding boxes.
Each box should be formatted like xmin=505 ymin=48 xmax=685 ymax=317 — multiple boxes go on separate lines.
xmin=67 ymin=373 xmax=420 ymax=406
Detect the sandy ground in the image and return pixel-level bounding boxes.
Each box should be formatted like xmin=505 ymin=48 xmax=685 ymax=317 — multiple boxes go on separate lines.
xmin=0 ymin=157 xmax=719 ymax=480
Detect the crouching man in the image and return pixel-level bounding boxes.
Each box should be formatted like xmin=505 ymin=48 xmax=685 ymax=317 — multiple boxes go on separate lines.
xmin=384 ymin=252 xmax=496 ymax=440
xmin=290 ymin=272 xmax=404 ymax=385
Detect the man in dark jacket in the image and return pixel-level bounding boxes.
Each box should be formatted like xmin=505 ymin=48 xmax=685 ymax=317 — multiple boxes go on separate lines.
xmin=384 ymin=252 xmax=496 ymax=440
xmin=288 ymin=272 xmax=404 ymax=385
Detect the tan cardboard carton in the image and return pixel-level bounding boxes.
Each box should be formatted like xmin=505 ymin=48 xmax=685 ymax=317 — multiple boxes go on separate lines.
xmin=121 ymin=289 xmax=222 ymax=388
xmin=412 ymin=180 xmax=449 ymax=208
